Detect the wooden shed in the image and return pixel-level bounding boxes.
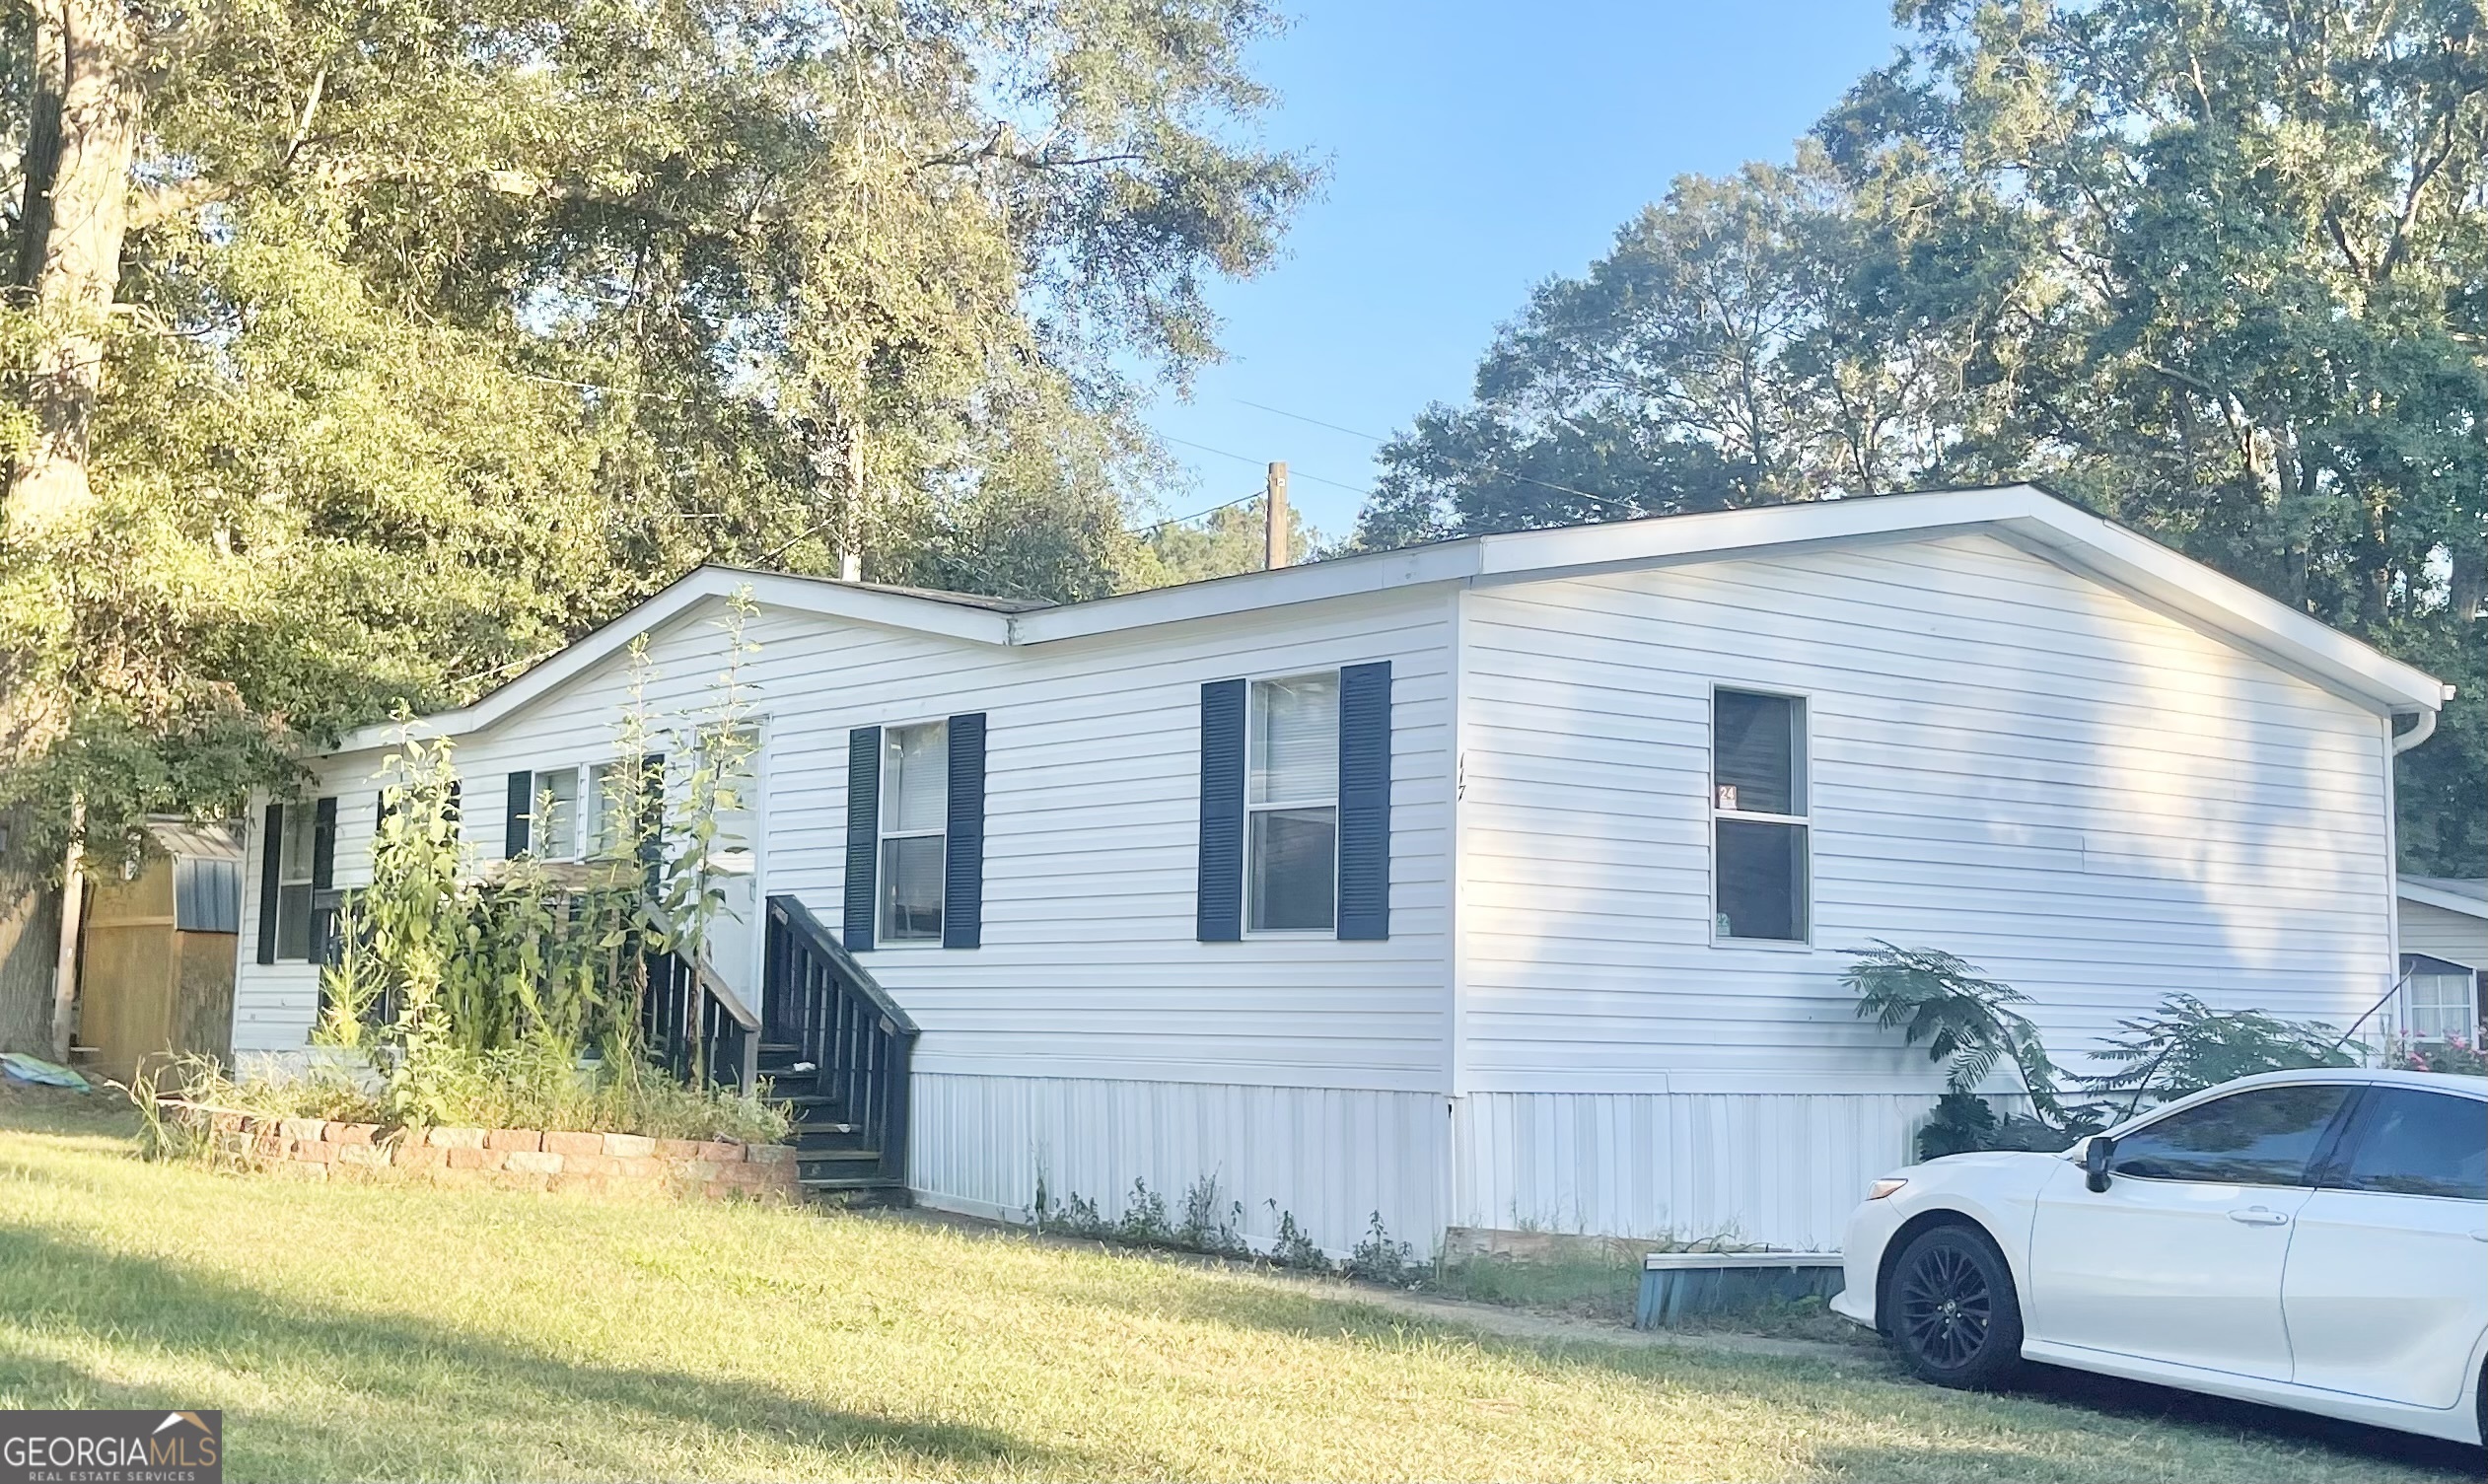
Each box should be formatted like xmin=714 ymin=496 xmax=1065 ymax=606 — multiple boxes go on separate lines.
xmin=75 ymin=819 xmax=242 ymax=1083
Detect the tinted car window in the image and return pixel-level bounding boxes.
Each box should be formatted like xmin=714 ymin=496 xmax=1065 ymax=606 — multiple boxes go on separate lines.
xmin=2110 ymin=1084 xmax=2351 ymax=1187
xmin=2329 ymin=1089 xmax=2488 ymax=1201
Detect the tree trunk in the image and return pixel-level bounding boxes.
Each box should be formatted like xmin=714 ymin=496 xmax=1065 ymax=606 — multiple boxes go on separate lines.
xmin=2449 ymin=530 xmax=2485 ymax=623
xmin=5 ymin=0 xmax=142 ymax=533
xmin=0 ymin=868 xmax=63 ymax=1055
xmin=836 ymin=427 xmax=866 ymax=581
xmin=48 ymin=812 xmax=85 ymax=1060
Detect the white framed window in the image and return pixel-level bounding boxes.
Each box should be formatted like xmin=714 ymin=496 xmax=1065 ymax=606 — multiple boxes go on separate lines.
xmin=702 ymin=725 xmax=761 ymax=876
xmin=588 ymin=761 xmax=630 ymax=859
xmin=2402 ymin=955 xmax=2481 ymax=1042
xmin=275 ymin=806 xmax=319 ymax=960
xmin=1247 ymin=672 xmax=1339 ymax=934
xmin=880 ymin=720 xmax=948 ymax=943
xmin=1711 ymin=686 xmax=1809 ymax=943
xmin=529 ymin=767 xmax=583 ymax=860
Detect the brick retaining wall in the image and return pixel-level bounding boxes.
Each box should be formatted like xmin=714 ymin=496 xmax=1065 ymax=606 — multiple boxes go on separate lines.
xmin=170 ymin=1104 xmax=799 ymax=1201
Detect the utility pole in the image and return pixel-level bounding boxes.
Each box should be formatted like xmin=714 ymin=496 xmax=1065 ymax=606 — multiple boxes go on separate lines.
xmin=1264 ymin=460 xmax=1289 ymax=570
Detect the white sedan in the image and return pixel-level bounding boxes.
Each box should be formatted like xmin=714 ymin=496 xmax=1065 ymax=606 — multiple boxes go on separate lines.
xmin=1832 ymin=1068 xmax=2488 ymax=1445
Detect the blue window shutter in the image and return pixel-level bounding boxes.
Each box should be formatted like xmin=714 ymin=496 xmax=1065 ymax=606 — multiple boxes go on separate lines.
xmin=254 ymin=802 xmax=283 ymax=965
xmin=504 ymin=770 xmax=533 ymax=857
xmin=1197 ymin=679 xmax=1246 ymax=942
xmin=844 ymin=727 xmax=881 ymax=950
xmin=637 ymin=751 xmax=667 ymax=884
xmin=944 ymin=713 xmax=986 ymax=949
xmin=310 ymin=796 xmax=340 ymax=963
xmin=1337 ymin=661 xmax=1392 ymax=940
xmin=311 ymin=797 xmax=338 ymax=889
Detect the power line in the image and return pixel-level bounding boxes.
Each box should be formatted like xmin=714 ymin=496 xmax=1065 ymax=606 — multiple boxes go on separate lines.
xmin=1157 ymin=434 xmax=1374 ymax=499
xmin=1216 ymin=396 xmax=1642 ymax=517
xmin=1232 ymin=397 xmax=1386 ymax=445
xmin=1127 ymin=487 xmax=1264 ymax=535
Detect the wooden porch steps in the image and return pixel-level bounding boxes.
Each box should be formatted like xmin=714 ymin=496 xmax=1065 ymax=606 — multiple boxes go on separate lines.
xmin=759 ymin=1033 xmax=907 ymax=1210
xmin=756 ymin=894 xmax=920 ymax=1213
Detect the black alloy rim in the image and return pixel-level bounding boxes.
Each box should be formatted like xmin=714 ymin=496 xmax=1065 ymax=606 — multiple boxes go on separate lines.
xmin=1896 ymin=1241 xmax=1993 ymax=1370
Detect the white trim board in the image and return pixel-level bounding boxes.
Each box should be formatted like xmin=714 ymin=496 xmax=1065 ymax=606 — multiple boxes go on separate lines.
xmin=2399 ymin=878 xmax=2488 ymax=920
xmin=337 ymin=483 xmax=2451 ymax=752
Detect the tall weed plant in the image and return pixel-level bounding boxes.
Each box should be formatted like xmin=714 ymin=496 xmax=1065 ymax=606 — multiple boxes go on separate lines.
xmin=281 ymin=593 xmax=780 ymax=1139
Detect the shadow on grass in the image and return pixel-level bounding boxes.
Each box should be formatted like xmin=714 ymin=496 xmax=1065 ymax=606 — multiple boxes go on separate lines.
xmin=2008 ymin=1363 xmax=2481 ymax=1477
xmin=0 ymin=1222 xmax=1100 ymax=1483
xmin=1034 ymin=1243 xmax=2481 ymax=1482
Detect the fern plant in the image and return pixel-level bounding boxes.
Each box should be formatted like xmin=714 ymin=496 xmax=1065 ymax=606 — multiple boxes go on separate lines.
xmin=2074 ymin=993 xmax=2359 ymax=1118
xmin=1844 ymin=941 xmax=2067 ymax=1121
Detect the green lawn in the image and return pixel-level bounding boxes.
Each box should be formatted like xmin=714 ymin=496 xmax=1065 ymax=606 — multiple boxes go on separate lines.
xmin=0 ymin=1093 xmax=2468 ymax=1483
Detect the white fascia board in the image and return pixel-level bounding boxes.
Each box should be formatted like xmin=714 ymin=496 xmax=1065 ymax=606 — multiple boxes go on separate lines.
xmin=1473 ymin=485 xmax=2018 ymax=578
xmin=1477 ymin=484 xmax=2447 ymax=716
xmin=334 ymin=566 xmax=1014 ymax=751
xmin=1007 ymin=540 xmax=1484 ymax=643
xmin=2398 ymin=879 xmax=2488 ymax=921
xmin=328 ymin=481 xmax=2448 ymax=754
xmin=1981 ymin=495 xmax=2447 ymax=715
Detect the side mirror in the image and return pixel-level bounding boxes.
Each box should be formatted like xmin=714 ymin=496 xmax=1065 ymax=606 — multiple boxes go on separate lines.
xmin=2083 ymin=1135 xmax=2116 ymax=1193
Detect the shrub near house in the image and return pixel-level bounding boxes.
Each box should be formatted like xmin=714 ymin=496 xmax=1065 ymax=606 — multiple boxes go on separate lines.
xmin=149 ymin=634 xmax=788 ymax=1183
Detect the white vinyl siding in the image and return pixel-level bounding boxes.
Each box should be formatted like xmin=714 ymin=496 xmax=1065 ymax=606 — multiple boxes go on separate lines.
xmin=223 ymin=522 xmax=2408 ymax=1252
xmin=2397 ymin=897 xmax=2485 ymax=975
xmin=1457 ymin=532 xmax=2395 ymax=1097
xmin=237 ymin=585 xmax=1455 ymax=1091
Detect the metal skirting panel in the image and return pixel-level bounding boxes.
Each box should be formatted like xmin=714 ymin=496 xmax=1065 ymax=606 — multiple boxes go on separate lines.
xmin=908 ymin=1073 xmax=1451 ymax=1258
xmin=1453 ymin=1092 xmax=1932 ymax=1251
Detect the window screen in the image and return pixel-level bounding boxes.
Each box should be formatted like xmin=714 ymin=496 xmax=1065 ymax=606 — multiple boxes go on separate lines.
xmin=2402 ymin=958 xmax=2480 ymax=1043
xmin=1248 ymin=675 xmax=1338 ymax=932
xmin=533 ymin=767 xmax=580 ymax=859
xmin=880 ymin=721 xmax=948 ymax=941
xmin=1712 ymin=689 xmax=1808 ymax=941
xmin=275 ymin=805 xmax=318 ymax=960
xmin=2109 ymin=1084 xmax=2351 ymax=1187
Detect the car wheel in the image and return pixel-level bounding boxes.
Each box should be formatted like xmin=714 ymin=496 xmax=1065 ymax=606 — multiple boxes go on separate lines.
xmin=1886 ymin=1223 xmax=2024 ymax=1389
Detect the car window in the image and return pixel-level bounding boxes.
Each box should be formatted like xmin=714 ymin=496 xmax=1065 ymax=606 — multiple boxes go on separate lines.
xmin=2110 ymin=1084 xmax=2351 ymax=1187
xmin=2327 ymin=1089 xmax=2487 ymax=1201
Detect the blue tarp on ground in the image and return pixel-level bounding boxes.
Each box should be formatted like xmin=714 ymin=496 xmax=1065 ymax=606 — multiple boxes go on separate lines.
xmin=0 ymin=1053 xmax=90 ymax=1091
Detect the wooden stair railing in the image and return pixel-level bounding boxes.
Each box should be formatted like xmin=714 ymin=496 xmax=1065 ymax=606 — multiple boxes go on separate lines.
xmin=762 ymin=893 xmax=918 ymax=1193
xmin=641 ymin=948 xmax=761 ymax=1092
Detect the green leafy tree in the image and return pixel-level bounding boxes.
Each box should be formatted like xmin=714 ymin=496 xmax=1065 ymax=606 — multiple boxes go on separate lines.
xmin=2074 ymin=993 xmax=2360 ymax=1117
xmin=0 ymin=0 xmax=1314 ymax=874
xmin=1845 ymin=941 xmax=2068 ymax=1121
xmin=1352 ymin=154 xmax=2011 ymax=548
xmin=1134 ymin=496 xmax=1320 ymax=587
xmin=1357 ymin=0 xmax=2485 ymax=872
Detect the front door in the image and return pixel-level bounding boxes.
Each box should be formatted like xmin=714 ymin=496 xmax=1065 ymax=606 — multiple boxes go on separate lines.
xmin=2026 ymin=1081 xmax=2356 ymax=1381
xmin=2283 ymin=1086 xmax=2488 ymax=1409
xmin=698 ymin=725 xmax=764 ymax=1011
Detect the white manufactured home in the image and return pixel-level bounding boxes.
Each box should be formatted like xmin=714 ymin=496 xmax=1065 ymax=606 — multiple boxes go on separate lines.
xmin=229 ymin=484 xmax=2451 ymax=1252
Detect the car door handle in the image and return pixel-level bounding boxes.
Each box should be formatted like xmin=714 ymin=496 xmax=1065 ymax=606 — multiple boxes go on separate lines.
xmin=2471 ymin=1230 xmax=2487 ymax=1243
xmin=2227 ymin=1207 xmax=2290 ymax=1227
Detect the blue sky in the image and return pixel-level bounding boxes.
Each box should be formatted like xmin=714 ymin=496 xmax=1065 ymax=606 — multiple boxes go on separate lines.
xmin=1137 ymin=1 xmax=1906 ymax=537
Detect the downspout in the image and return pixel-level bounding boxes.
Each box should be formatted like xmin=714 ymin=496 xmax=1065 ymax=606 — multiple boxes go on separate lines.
xmin=2378 ymin=690 xmax=2448 ymax=1052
